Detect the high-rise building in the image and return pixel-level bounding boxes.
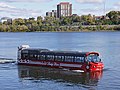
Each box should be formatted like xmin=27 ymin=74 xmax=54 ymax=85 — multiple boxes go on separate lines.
xmin=46 ymin=12 xmax=52 ymax=17
xmin=46 ymin=10 xmax=57 ymax=18
xmin=51 ymin=10 xmax=57 ymax=18
xmin=57 ymin=2 xmax=72 ymax=18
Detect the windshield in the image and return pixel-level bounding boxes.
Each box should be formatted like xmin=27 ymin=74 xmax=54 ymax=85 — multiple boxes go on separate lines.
xmin=86 ymin=54 xmax=101 ymax=62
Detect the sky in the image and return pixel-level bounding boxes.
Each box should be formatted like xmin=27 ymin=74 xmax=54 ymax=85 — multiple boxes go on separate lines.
xmin=0 ymin=0 xmax=120 ymax=19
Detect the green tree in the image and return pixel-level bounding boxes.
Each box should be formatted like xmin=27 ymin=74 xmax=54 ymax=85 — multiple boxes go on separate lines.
xmin=81 ymin=14 xmax=95 ymax=25
xmin=37 ymin=16 xmax=43 ymax=26
xmin=16 ymin=25 xmax=28 ymax=32
xmin=12 ymin=18 xmax=25 ymax=25
xmin=106 ymin=11 xmax=120 ymax=24
xmin=60 ymin=16 xmax=72 ymax=25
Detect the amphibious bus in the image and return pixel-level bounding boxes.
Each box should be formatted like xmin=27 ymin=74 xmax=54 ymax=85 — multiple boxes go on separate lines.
xmin=17 ymin=45 xmax=104 ymax=72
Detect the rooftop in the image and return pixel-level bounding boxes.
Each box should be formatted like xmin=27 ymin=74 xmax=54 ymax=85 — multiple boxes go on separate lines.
xmin=58 ymin=2 xmax=71 ymax=5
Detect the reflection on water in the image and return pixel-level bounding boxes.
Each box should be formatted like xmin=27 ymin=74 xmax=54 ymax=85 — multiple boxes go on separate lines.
xmin=18 ymin=65 xmax=103 ymax=86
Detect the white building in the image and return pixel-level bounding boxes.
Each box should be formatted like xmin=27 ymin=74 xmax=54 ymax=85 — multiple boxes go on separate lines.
xmin=0 ymin=17 xmax=12 ymax=24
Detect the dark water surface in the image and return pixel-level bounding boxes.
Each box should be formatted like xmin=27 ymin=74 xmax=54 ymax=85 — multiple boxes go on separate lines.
xmin=0 ymin=32 xmax=120 ymax=90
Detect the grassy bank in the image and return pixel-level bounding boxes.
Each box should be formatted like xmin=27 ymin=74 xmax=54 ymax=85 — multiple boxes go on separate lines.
xmin=0 ymin=24 xmax=120 ymax=32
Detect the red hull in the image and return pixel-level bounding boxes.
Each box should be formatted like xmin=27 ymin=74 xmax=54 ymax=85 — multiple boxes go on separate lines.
xmin=18 ymin=59 xmax=103 ymax=72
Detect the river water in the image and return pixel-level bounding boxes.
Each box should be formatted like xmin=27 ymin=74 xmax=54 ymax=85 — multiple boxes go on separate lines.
xmin=0 ymin=32 xmax=120 ymax=90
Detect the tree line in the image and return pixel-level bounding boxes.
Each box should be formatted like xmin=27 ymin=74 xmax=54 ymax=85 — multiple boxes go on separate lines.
xmin=0 ymin=11 xmax=120 ymax=32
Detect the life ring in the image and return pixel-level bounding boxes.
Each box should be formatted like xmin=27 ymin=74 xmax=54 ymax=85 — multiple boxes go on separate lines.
xmin=86 ymin=65 xmax=89 ymax=69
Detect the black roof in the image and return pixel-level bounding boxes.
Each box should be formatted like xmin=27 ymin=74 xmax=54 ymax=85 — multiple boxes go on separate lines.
xmin=22 ymin=48 xmax=50 ymax=52
xmin=22 ymin=48 xmax=99 ymax=57
xmin=44 ymin=51 xmax=87 ymax=57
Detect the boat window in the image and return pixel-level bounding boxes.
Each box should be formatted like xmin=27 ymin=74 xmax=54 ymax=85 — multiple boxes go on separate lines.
xmin=74 ymin=56 xmax=85 ymax=63
xmin=21 ymin=50 xmax=29 ymax=59
xmin=40 ymin=55 xmax=46 ymax=60
xmin=21 ymin=53 xmax=28 ymax=59
xmin=24 ymin=50 xmax=39 ymax=60
xmin=87 ymin=54 xmax=101 ymax=62
xmin=37 ymin=55 xmax=42 ymax=60
xmin=55 ymin=56 xmax=64 ymax=62
xmin=29 ymin=54 xmax=38 ymax=60
xmin=64 ymin=56 xmax=74 ymax=62
xmin=46 ymin=55 xmax=54 ymax=61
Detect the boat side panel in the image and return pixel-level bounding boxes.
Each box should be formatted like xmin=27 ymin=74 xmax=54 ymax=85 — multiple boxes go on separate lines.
xmin=18 ymin=59 xmax=87 ymax=71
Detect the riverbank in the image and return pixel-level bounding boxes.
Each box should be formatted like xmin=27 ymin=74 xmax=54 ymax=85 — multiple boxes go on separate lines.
xmin=80 ymin=25 xmax=120 ymax=31
xmin=35 ymin=25 xmax=120 ymax=32
xmin=0 ymin=24 xmax=120 ymax=32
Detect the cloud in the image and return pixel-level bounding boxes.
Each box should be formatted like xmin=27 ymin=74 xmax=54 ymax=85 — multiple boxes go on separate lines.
xmin=114 ymin=1 xmax=120 ymax=6
xmin=2 ymin=0 xmax=52 ymax=3
xmin=76 ymin=0 xmax=104 ymax=4
xmin=107 ymin=7 xmax=120 ymax=13
xmin=9 ymin=8 xmax=41 ymax=17
xmin=0 ymin=2 xmax=15 ymax=8
xmin=79 ymin=7 xmax=104 ymax=15
xmin=105 ymin=1 xmax=120 ymax=13
xmin=0 ymin=2 xmax=42 ymax=18
xmin=81 ymin=7 xmax=102 ymax=12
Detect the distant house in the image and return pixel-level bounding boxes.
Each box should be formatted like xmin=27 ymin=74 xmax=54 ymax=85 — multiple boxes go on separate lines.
xmin=0 ymin=17 xmax=12 ymax=24
xmin=94 ymin=15 xmax=109 ymax=20
xmin=94 ymin=16 xmax=103 ymax=20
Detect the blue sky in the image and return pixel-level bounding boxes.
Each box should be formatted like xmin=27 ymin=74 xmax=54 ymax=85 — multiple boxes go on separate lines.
xmin=0 ymin=0 xmax=120 ymax=19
